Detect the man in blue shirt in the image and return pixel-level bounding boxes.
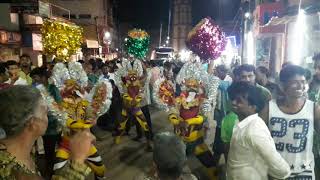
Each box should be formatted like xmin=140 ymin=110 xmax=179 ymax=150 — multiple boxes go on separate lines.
xmin=212 ymin=65 xmax=232 ymax=166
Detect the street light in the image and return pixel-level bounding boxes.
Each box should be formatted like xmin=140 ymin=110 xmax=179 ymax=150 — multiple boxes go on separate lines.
xmin=246 ymin=31 xmax=254 ymax=65
xmin=103 ymin=31 xmax=112 ymax=45
xmin=244 ymin=12 xmax=251 ymax=19
xmin=104 ymin=31 xmax=111 ymax=39
xmin=292 ymin=9 xmax=306 ymax=65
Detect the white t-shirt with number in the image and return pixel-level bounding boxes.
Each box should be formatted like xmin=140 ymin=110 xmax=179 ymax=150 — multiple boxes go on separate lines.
xmin=269 ymin=99 xmax=314 ymax=179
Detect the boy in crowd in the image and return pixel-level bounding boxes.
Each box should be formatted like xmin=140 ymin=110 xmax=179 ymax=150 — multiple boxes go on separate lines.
xmin=227 ymin=82 xmax=290 ymax=180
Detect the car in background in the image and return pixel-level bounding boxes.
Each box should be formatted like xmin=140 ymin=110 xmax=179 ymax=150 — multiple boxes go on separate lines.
xmin=151 ymin=46 xmax=174 ymax=61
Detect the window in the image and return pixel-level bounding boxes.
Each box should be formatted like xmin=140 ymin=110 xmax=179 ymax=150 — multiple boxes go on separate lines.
xmin=10 ymin=13 xmax=19 ymax=25
xmin=173 ymin=27 xmax=179 ymax=38
xmin=78 ymin=14 xmax=92 ymax=19
xmin=263 ymin=12 xmax=270 ymax=25
xmin=62 ymin=14 xmax=76 ymax=19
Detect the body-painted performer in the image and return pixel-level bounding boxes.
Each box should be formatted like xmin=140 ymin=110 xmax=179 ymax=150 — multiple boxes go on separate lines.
xmin=114 ymin=57 xmax=152 ymax=149
xmin=50 ymin=62 xmax=112 ymax=179
xmin=153 ymin=61 xmax=220 ymax=180
xmin=114 ymin=29 xmax=152 ymax=149
xmin=156 ymin=17 xmax=226 ymax=179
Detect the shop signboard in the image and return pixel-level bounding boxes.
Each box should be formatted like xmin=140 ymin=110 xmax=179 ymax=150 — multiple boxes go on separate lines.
xmin=7 ymin=32 xmax=22 ymax=44
xmin=0 ymin=31 xmax=7 ymax=44
xmin=86 ymin=40 xmax=99 ymax=48
xmin=0 ymin=31 xmax=21 ymax=44
xmin=254 ymin=1 xmax=286 ymax=35
xmin=255 ymin=2 xmax=284 ymax=26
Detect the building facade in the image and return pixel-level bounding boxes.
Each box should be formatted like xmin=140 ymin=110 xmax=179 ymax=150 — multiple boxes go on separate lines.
xmin=172 ymin=0 xmax=192 ymax=52
xmin=244 ymin=0 xmax=320 ymax=75
xmin=49 ymin=0 xmax=117 ymax=59
xmin=0 ymin=4 xmax=21 ymax=62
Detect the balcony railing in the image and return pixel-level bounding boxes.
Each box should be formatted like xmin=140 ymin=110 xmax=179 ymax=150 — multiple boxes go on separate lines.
xmin=49 ymin=2 xmax=71 ymax=20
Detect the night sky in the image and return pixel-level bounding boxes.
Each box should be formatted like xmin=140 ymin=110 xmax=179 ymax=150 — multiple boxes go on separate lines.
xmin=117 ymin=0 xmax=241 ymax=29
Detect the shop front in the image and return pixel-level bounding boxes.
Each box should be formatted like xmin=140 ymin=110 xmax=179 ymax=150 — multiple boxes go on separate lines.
xmin=0 ymin=30 xmax=22 ymax=62
xmin=253 ymin=1 xmax=320 ymax=75
xmin=253 ymin=1 xmax=285 ymax=76
xmin=82 ymin=25 xmax=100 ymax=60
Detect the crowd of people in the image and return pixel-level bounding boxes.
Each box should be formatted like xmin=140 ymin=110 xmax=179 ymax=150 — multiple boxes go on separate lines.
xmin=0 ymin=53 xmax=320 ymax=180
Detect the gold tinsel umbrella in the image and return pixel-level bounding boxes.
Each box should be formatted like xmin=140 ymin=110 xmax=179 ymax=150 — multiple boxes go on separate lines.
xmin=41 ymin=19 xmax=83 ymax=61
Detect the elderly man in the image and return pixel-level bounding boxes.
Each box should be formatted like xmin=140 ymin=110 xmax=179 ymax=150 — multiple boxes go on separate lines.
xmin=0 ymin=85 xmax=95 ymax=179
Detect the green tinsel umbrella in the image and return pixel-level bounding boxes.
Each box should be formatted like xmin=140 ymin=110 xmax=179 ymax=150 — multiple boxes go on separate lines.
xmin=125 ymin=29 xmax=150 ymax=59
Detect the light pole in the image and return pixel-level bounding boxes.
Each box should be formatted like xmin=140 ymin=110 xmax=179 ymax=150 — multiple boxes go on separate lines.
xmin=240 ymin=1 xmax=250 ymax=64
xmin=242 ymin=11 xmax=252 ymax=64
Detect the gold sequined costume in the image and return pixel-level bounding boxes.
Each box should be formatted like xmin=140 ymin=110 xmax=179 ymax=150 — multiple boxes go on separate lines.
xmin=54 ymin=80 xmax=106 ymax=179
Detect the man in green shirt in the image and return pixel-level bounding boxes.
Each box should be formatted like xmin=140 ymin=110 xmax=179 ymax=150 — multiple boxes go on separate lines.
xmin=221 ymin=112 xmax=238 ymax=144
xmin=233 ymin=64 xmax=272 ymax=106
xmin=221 ymin=112 xmax=238 ymax=157
xmin=83 ymin=62 xmax=98 ymax=88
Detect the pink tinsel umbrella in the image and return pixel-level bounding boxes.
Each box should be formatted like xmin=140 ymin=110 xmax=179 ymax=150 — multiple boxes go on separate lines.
xmin=186 ymin=17 xmax=227 ymax=63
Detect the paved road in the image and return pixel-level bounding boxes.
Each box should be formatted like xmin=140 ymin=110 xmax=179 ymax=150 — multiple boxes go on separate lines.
xmin=95 ymin=106 xmax=224 ymax=180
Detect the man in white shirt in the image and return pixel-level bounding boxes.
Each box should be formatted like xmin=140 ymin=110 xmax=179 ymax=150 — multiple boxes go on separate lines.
xmin=226 ymin=82 xmax=290 ymax=180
